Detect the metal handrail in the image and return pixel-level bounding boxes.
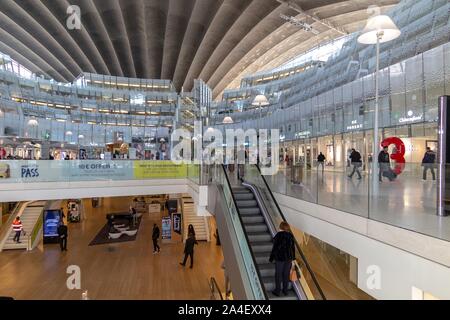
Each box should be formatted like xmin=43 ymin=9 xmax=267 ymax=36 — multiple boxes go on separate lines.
xmin=220 ymin=165 xmax=268 ymax=300
xmin=209 ymin=277 xmax=224 ymax=300
xmin=27 ymin=210 xmax=44 ymax=251
xmin=253 ymin=164 xmax=327 ymax=300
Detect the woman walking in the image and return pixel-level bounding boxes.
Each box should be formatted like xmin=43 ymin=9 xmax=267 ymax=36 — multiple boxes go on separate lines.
xmin=269 ymin=221 xmax=296 ymax=297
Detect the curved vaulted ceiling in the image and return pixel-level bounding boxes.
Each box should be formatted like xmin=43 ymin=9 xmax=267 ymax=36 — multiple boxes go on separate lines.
xmin=0 ymin=0 xmax=399 ymax=99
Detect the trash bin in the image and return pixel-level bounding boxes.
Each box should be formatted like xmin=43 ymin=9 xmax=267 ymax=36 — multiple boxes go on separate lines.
xmin=291 ymin=164 xmax=303 ymax=185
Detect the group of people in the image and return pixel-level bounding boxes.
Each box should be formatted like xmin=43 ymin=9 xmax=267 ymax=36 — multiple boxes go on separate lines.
xmin=316 ymin=146 xmax=437 ymax=182
xmin=151 ymin=222 xmax=197 ymax=269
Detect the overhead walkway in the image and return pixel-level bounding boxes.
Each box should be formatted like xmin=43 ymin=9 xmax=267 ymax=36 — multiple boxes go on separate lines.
xmin=0 ymin=201 xmax=46 ymax=251
xmin=208 ymin=164 xmax=325 ymax=300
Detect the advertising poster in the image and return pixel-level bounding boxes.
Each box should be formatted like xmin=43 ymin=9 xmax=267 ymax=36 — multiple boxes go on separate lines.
xmin=172 ymin=213 xmax=182 ymax=235
xmin=133 ymin=161 xmax=187 ymax=179
xmin=0 ymin=161 xmax=64 ymax=183
xmin=161 ymin=217 xmax=172 ymax=241
xmin=148 ymin=203 xmax=161 ymax=214
xmin=67 ymin=161 xmax=134 ymax=181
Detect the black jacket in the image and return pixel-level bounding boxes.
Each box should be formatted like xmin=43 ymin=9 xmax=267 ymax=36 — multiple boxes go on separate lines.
xmin=184 ymin=236 xmax=197 ymax=254
xmin=317 ymin=154 xmax=326 ymax=162
xmin=270 ymin=231 xmax=295 ymax=262
xmin=57 ymin=225 xmax=68 ymax=238
xmin=378 ymin=151 xmax=390 ymax=163
xmin=422 ymin=151 xmax=436 ymax=164
xmin=349 ymin=151 xmax=362 ymax=163
xmin=152 ymin=226 xmax=160 ymax=240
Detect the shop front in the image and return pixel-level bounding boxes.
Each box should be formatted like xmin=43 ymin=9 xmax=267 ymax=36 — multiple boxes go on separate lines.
xmin=285 ymin=122 xmax=438 ymax=175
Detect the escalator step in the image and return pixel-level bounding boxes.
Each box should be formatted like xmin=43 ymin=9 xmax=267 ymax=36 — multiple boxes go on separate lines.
xmin=244 ymin=223 xmax=268 ymax=233
xmin=248 ymin=232 xmax=273 ymax=243
xmin=236 ymin=200 xmax=258 ymax=208
xmin=257 ymin=263 xmax=276 ymax=277
xmin=242 ymin=216 xmax=265 ymax=224
xmin=239 ymin=208 xmax=261 ymax=215
xmin=250 ymin=242 xmax=273 ymax=253
xmin=262 ymin=276 xmax=293 ymax=292
xmin=232 ymin=187 xmax=251 ymax=194
xmin=267 ymin=291 xmax=298 ymax=300
xmin=234 ymin=193 xmax=255 ymax=201
xmin=254 ymin=253 xmax=270 ymax=264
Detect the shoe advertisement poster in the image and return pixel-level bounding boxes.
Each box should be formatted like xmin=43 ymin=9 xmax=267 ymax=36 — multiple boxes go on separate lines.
xmin=172 ymin=213 xmax=182 ymax=235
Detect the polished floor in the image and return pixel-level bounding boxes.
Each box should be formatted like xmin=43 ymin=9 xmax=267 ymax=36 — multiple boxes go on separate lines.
xmin=266 ymin=167 xmax=450 ymax=241
xmin=0 ymin=197 xmax=225 ymax=300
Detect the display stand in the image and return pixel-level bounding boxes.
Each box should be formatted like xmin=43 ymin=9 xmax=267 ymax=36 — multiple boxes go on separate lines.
xmin=67 ymin=200 xmax=82 ymax=223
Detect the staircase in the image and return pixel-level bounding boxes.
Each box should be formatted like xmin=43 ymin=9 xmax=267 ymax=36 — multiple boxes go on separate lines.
xmin=232 ymin=186 xmax=297 ymax=300
xmin=182 ymin=196 xmax=209 ymax=241
xmin=2 ymin=201 xmax=46 ymax=251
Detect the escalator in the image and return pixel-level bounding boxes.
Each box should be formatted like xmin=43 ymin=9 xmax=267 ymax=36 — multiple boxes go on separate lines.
xmin=208 ymin=164 xmax=325 ymax=300
xmin=233 ymin=186 xmax=297 ymax=300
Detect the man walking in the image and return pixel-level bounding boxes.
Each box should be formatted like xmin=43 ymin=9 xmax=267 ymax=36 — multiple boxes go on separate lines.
xmin=378 ymin=146 xmax=391 ymax=182
xmin=12 ymin=216 xmax=23 ymax=243
xmin=317 ymin=152 xmax=326 ymax=175
xmin=152 ymin=223 xmax=160 ymax=254
xmin=422 ymin=147 xmax=436 ymax=181
xmin=348 ymin=148 xmax=362 ymax=180
xmin=57 ymin=222 xmax=68 ymax=251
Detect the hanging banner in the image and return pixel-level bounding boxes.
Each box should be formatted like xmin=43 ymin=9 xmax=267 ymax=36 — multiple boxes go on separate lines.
xmin=172 ymin=213 xmax=182 ymax=235
xmin=68 ymin=161 xmax=134 ymax=180
xmin=161 ymin=216 xmax=172 ymax=240
xmin=133 ymin=161 xmax=187 ymax=179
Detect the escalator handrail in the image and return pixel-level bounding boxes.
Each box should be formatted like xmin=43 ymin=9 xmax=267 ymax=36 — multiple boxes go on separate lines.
xmin=254 ymin=164 xmax=326 ymax=300
xmin=220 ymin=165 xmax=269 ymax=300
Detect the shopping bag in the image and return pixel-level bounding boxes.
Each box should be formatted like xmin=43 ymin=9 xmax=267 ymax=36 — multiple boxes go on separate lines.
xmin=290 ymin=264 xmax=300 ymax=282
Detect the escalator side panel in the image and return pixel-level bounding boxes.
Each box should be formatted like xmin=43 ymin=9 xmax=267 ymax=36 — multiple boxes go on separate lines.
xmin=207 ymin=184 xmax=254 ymax=300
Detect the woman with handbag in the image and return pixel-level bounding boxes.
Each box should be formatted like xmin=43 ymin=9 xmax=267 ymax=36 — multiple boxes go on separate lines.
xmin=269 ymin=221 xmax=296 ymax=297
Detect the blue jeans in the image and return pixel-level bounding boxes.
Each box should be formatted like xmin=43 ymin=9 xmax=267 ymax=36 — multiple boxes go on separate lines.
xmin=13 ymin=231 xmax=21 ymax=242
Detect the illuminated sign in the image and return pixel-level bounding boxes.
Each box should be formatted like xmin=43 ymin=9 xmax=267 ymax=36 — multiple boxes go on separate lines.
xmin=295 ymin=131 xmax=310 ymax=138
xmin=347 ymin=120 xmax=363 ymax=131
xmin=399 ymin=110 xmax=423 ymax=123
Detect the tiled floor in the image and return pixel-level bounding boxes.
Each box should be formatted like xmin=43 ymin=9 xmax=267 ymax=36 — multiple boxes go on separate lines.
xmin=266 ymin=167 xmax=450 ymax=241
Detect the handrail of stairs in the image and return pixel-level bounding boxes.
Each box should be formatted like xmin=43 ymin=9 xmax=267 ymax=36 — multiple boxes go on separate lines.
xmin=209 ymin=277 xmax=224 ymax=300
xmin=27 ymin=210 xmax=44 ymax=251
xmin=0 ymin=201 xmax=31 ymax=252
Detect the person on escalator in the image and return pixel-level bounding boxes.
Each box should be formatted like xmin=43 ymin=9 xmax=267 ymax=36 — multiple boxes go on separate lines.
xmin=269 ymin=221 xmax=296 ymax=297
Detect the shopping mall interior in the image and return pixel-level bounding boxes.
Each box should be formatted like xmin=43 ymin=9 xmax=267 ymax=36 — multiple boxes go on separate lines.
xmin=0 ymin=0 xmax=450 ymax=301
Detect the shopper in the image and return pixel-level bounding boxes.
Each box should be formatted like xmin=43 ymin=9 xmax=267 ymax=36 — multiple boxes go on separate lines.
xmin=237 ymin=146 xmax=246 ymax=181
xmin=12 ymin=216 xmax=23 ymax=243
xmin=152 ymin=223 xmax=161 ymax=254
xmin=187 ymin=224 xmax=196 ymax=238
xmin=422 ymin=147 xmax=436 ymax=181
xmin=180 ymin=233 xmax=197 ymax=269
xmin=378 ymin=146 xmax=391 ymax=182
xmin=317 ymin=152 xmax=326 ymax=175
xmin=269 ymin=221 xmax=296 ymax=297
xmin=348 ymin=148 xmax=362 ymax=180
xmin=57 ymin=222 xmax=68 ymax=252
xmin=129 ymin=205 xmax=137 ymax=226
